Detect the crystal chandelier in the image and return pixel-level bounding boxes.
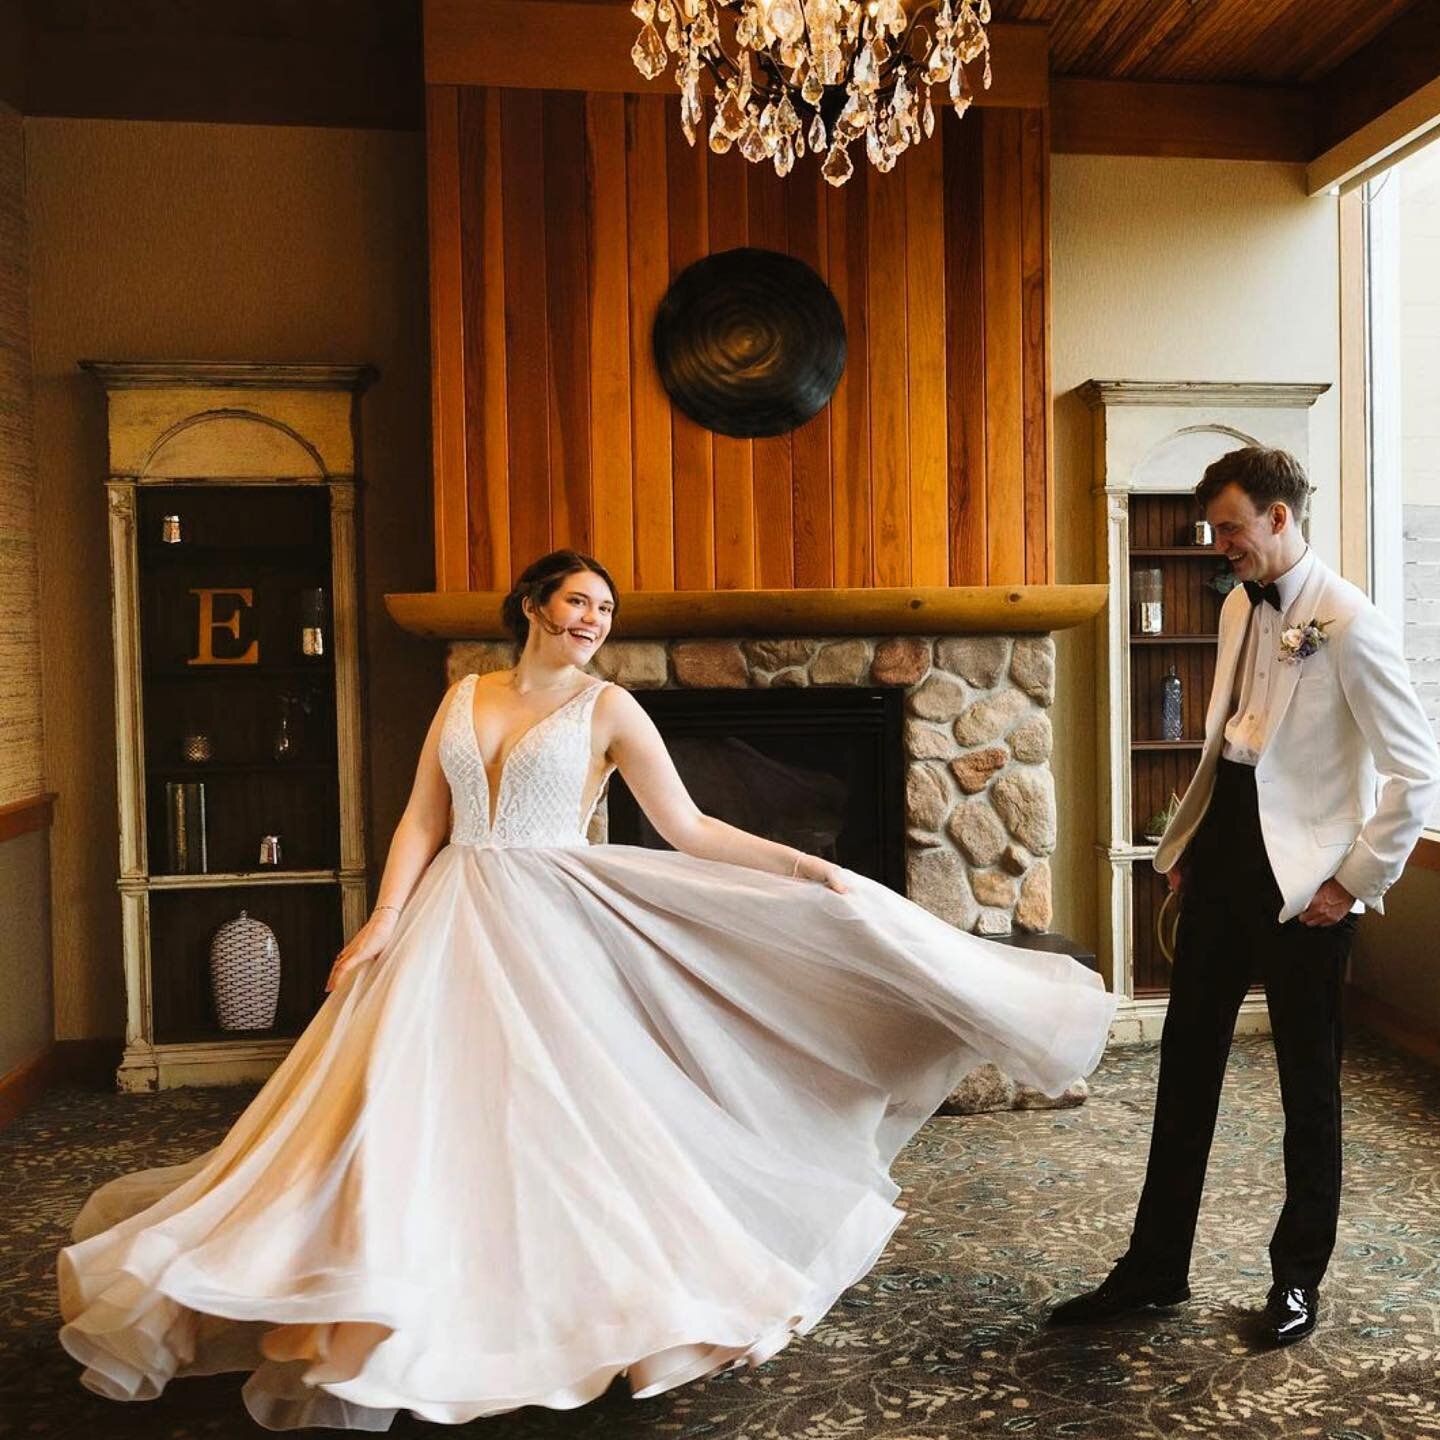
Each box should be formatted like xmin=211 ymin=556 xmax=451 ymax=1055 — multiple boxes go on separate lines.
xmin=630 ymin=0 xmax=992 ymax=187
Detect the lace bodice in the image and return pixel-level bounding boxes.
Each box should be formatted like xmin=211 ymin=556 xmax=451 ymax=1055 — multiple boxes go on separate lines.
xmin=438 ymin=673 xmax=613 ymax=849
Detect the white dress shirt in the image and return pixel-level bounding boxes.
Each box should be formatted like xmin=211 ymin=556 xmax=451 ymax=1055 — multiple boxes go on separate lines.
xmin=1222 ymin=547 xmax=1316 ymax=766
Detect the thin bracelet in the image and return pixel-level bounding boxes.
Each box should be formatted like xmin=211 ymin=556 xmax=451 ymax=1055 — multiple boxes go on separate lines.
xmin=374 ymin=903 xmax=401 ymax=917
xmin=790 ymin=851 xmax=805 ymax=878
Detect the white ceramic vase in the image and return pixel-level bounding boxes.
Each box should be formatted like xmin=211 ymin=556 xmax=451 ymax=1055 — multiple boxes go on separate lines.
xmin=208 ymin=910 xmax=281 ymax=1031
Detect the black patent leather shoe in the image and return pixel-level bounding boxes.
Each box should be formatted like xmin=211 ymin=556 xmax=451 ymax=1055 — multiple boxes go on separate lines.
xmin=1048 ymin=1261 xmax=1191 ymax=1326
xmin=1261 ymin=1285 xmax=1319 ymax=1345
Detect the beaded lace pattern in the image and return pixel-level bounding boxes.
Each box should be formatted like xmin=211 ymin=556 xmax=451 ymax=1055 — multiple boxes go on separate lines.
xmin=439 ymin=673 xmax=613 ymax=848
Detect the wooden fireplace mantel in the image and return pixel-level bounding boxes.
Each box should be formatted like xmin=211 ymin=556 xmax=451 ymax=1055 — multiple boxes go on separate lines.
xmin=385 ymin=585 xmax=1109 ymax=640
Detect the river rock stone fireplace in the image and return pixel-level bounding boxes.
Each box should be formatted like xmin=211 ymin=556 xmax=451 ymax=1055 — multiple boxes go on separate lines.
xmin=447 ymin=632 xmax=1059 ymax=939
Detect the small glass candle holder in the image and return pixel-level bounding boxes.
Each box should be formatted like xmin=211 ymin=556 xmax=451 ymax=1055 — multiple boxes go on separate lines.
xmin=272 ymin=693 xmax=303 ymax=762
xmin=161 ymin=514 xmax=183 ymax=544
xmin=1132 ymin=567 xmax=1164 ymax=635
xmin=258 ymin=834 xmax=282 ymax=868
xmin=181 ymin=732 xmax=213 ymax=764
xmin=300 ymin=587 xmax=326 ymax=658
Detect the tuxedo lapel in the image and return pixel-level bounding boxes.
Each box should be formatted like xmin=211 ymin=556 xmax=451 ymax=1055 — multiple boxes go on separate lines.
xmin=1264 ymin=559 xmax=1330 ymax=743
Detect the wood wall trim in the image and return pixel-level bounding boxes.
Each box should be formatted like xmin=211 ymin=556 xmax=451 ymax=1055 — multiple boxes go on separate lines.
xmin=423 ymin=0 xmax=1050 ymax=108
xmin=0 ymin=791 xmax=56 ymax=845
xmin=0 ymin=1048 xmax=56 ymax=1130
xmin=385 ymin=583 xmax=1108 ymax=639
xmin=1051 ymin=78 xmax=1313 ymax=161
xmin=0 ymin=1038 xmax=123 ymax=1129
xmin=1338 ymin=187 xmax=1369 ymax=588
xmin=1345 ymin=983 xmax=1440 ymax=1069
xmin=1408 ymin=834 xmax=1440 ymax=873
xmin=19 ymin=11 xmax=424 ymax=130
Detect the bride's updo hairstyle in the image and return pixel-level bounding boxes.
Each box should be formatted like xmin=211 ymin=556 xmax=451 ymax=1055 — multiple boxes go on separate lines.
xmin=501 ymin=549 xmax=620 ymax=645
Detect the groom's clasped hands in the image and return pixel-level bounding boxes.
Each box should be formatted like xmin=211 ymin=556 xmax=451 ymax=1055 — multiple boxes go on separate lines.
xmin=1166 ymin=863 xmax=1356 ymax=927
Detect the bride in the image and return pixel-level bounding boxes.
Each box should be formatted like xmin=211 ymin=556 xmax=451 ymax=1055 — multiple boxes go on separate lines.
xmin=58 ymin=548 xmax=1117 ymax=1431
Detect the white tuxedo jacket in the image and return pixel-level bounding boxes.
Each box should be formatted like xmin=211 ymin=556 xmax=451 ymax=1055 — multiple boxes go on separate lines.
xmin=1153 ymin=555 xmax=1440 ymax=922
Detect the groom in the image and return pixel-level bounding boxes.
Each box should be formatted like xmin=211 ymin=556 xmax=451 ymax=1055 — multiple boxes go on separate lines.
xmin=1052 ymin=446 xmax=1440 ymax=1344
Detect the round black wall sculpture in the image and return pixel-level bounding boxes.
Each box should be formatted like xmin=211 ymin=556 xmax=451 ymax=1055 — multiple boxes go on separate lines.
xmin=652 ymin=246 xmax=847 ymax=440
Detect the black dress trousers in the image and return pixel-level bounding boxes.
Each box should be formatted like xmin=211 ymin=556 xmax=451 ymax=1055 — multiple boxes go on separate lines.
xmin=1128 ymin=758 xmax=1355 ymax=1290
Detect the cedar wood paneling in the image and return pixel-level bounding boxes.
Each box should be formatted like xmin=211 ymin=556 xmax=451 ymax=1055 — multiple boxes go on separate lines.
xmin=429 ymin=88 xmax=1052 ymax=592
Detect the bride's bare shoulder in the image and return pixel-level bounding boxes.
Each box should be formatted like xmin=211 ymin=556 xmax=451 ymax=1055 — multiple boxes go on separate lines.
xmin=594 ymin=681 xmax=650 ymax=733
xmin=473 ymin=669 xmax=516 ymax=693
xmin=466 ymin=669 xmax=520 ymax=711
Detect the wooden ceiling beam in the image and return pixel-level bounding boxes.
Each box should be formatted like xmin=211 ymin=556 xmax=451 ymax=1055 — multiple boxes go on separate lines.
xmin=1051 ymin=78 xmax=1313 ymax=161
xmin=0 ymin=0 xmax=23 ymax=113
xmin=18 ymin=2 xmax=423 ymax=128
xmin=423 ymin=0 xmax=1049 ymax=106
xmin=1311 ymin=0 xmax=1440 ymax=155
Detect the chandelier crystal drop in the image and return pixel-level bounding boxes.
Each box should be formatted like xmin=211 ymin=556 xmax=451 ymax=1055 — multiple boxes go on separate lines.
xmin=631 ymin=0 xmax=992 ymax=187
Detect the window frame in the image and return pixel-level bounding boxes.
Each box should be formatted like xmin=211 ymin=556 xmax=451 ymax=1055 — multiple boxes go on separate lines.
xmin=1343 ymin=146 xmax=1440 ymax=859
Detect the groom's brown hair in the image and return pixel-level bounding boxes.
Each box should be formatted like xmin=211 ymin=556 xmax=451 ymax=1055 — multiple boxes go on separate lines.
xmin=1195 ymin=445 xmax=1312 ymax=523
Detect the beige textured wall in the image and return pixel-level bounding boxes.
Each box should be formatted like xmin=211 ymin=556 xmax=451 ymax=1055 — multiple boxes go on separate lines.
xmin=1048 ymin=155 xmax=1341 ymax=952
xmin=0 ymin=98 xmax=52 ymax=1078
xmin=0 ymin=102 xmax=42 ymax=805
xmin=25 ymin=118 xmax=436 ymax=1041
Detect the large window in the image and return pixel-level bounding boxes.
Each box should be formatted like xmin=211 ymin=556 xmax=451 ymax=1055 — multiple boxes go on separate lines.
xmin=1365 ymin=137 xmax=1440 ymax=827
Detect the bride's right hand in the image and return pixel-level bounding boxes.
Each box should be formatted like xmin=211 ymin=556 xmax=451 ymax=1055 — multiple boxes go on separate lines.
xmin=325 ymin=909 xmax=400 ymax=993
xmin=794 ymin=854 xmax=848 ymax=894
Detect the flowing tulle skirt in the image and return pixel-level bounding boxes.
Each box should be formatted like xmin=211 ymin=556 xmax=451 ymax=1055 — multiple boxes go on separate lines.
xmin=58 ymin=843 xmax=1116 ymax=1430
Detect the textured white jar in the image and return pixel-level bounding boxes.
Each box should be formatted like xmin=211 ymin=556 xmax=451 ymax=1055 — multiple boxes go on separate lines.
xmin=208 ymin=911 xmax=281 ymax=1031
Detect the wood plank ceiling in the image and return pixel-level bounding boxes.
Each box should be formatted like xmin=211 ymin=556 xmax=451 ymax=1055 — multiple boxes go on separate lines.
xmin=11 ymin=1 xmax=1432 ymax=127
xmin=994 ymin=0 xmax=1421 ymax=84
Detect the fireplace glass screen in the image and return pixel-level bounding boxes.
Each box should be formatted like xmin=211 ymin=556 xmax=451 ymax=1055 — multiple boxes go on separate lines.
xmin=605 ymin=688 xmax=906 ymax=892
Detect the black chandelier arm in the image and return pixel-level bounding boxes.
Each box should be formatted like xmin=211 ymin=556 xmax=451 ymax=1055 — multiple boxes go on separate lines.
xmin=674 ymin=0 xmax=972 ymax=129
xmin=753 ymin=48 xmax=795 ymax=101
xmin=693 ymin=31 xmax=788 ymax=108
xmin=697 ymin=41 xmax=735 ymax=91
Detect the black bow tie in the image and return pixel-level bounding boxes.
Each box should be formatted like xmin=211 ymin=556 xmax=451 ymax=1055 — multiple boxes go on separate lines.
xmin=1244 ymin=580 xmax=1282 ymax=611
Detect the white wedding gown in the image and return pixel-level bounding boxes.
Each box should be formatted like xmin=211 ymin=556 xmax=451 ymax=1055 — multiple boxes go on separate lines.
xmin=58 ymin=674 xmax=1117 ymax=1431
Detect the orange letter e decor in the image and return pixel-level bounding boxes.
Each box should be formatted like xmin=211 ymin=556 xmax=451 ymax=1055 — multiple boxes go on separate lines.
xmin=188 ymin=587 xmax=260 ymax=666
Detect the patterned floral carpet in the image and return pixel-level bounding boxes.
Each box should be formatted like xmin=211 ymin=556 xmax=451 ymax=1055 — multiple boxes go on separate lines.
xmin=3 ymin=1034 xmax=1438 ymax=1440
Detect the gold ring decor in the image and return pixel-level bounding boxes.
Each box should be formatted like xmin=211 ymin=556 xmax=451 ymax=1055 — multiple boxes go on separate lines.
xmin=1156 ymin=889 xmax=1181 ymax=966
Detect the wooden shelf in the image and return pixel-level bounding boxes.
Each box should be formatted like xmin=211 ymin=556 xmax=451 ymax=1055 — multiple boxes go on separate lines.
xmin=160 ymin=1025 xmax=304 ymax=1047
xmin=140 ymin=544 xmax=324 ymax=565
xmin=1132 ymin=740 xmax=1204 ymax=750
xmin=386 ymin=583 xmax=1110 ymax=639
xmin=148 ymin=762 xmax=334 ymax=779
xmin=144 ymin=663 xmax=334 ymax=682
xmin=143 ymin=868 xmax=343 ymax=890
xmin=1130 ymin=548 xmax=1226 ymax=558
xmin=1130 ymin=634 xmax=1218 ymax=645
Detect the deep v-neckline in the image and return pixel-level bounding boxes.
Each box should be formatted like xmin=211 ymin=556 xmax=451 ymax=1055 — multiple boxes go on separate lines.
xmin=469 ymin=676 xmax=602 ymax=828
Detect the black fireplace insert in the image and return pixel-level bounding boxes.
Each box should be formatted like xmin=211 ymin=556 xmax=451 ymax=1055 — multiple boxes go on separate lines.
xmin=605 ymin=687 xmax=906 ymax=893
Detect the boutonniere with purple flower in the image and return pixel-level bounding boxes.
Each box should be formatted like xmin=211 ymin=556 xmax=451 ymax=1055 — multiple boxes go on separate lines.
xmin=1279 ymin=618 xmax=1332 ymax=664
